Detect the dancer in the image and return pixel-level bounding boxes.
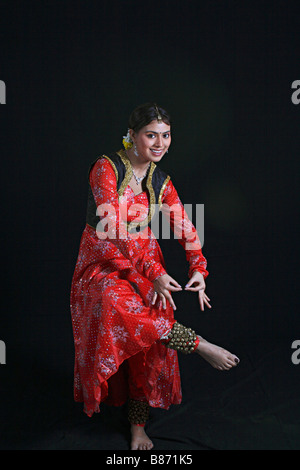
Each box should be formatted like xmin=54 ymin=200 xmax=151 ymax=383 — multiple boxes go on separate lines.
xmin=70 ymin=102 xmax=239 ymax=450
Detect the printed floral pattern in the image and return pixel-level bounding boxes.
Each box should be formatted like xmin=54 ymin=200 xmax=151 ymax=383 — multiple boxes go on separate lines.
xmin=70 ymin=156 xmax=208 ymax=417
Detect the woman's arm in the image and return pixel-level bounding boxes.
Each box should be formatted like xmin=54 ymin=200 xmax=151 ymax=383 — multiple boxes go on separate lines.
xmin=160 ymin=178 xmax=209 ymax=280
xmin=160 ymin=178 xmax=211 ymax=311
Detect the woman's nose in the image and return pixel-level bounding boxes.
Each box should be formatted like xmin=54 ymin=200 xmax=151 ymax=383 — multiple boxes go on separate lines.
xmin=155 ymin=135 xmax=163 ymax=147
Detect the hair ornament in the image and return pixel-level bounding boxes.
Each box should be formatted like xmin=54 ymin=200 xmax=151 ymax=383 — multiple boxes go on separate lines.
xmin=122 ymin=129 xmax=133 ymax=149
xmin=154 ymin=103 xmax=163 ymax=123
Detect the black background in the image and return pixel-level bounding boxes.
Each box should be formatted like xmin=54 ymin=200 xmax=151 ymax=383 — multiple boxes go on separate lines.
xmin=0 ymin=0 xmax=299 ymax=450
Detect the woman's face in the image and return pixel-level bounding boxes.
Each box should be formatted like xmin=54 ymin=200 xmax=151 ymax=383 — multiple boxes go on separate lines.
xmin=130 ymin=120 xmax=171 ymax=162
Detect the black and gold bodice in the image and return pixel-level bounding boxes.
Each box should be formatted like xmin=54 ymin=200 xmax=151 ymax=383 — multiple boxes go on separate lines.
xmin=86 ymin=149 xmax=170 ymax=233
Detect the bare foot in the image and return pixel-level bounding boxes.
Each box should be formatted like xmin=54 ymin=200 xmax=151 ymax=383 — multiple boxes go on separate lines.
xmin=196 ymin=337 xmax=240 ymax=370
xmin=131 ymin=424 xmax=154 ymax=450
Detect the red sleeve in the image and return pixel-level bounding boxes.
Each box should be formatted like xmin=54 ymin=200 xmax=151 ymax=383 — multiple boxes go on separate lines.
xmin=160 ymin=179 xmax=209 ymax=279
xmin=89 ymin=157 xmax=167 ymax=282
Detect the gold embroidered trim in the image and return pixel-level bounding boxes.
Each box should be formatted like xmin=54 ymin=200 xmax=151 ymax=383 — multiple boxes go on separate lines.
xmin=116 ymin=149 xmax=133 ymax=197
xmin=116 ymin=149 xmax=157 ymax=232
xmin=158 ymin=175 xmax=170 ymax=207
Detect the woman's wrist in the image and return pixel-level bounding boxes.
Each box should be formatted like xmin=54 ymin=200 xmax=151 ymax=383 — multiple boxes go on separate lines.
xmin=189 ymin=268 xmax=207 ymax=279
xmin=148 ymin=264 xmax=167 ymax=283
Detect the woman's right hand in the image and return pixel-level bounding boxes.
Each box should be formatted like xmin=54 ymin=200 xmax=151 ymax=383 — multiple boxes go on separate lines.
xmin=152 ymin=274 xmax=182 ymax=310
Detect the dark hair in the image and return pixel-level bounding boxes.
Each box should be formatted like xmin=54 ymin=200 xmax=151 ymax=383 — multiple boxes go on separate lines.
xmin=128 ymin=102 xmax=171 ymax=133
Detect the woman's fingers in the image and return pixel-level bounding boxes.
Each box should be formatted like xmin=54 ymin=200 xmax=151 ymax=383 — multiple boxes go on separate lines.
xmin=153 ymin=290 xmax=211 ymax=312
xmin=204 ymin=293 xmax=212 ymax=308
xmin=158 ymin=278 xmax=182 ymax=293
xmin=152 ymin=275 xmax=181 ymax=310
xmin=198 ymin=291 xmax=212 ymax=311
xmin=185 ymin=286 xmax=200 ymax=292
xmin=153 ymin=274 xmax=211 ymax=312
xmin=164 ymin=292 xmax=176 ymax=310
xmin=152 ymin=291 xmax=176 ymax=310
xmin=158 ymin=291 xmax=176 ymax=310
xmin=199 ymin=294 xmax=204 ymax=311
xmin=151 ymin=291 xmax=158 ymax=305
xmin=185 ymin=281 xmax=204 ymax=291
xmin=168 ymin=285 xmax=183 ymax=292
xmin=168 ymin=278 xmax=182 ymax=291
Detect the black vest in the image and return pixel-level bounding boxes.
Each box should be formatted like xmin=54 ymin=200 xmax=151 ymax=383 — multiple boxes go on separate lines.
xmin=86 ymin=150 xmax=170 ymax=234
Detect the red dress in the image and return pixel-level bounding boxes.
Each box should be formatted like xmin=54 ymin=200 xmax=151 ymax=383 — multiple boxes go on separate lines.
xmin=70 ymin=153 xmax=208 ymax=417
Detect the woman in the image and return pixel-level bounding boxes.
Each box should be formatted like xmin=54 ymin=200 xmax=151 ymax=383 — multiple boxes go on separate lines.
xmin=70 ymin=103 xmax=240 ymax=450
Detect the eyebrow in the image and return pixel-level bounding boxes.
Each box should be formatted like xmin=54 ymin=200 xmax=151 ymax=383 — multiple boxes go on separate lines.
xmin=144 ymin=130 xmax=171 ymax=134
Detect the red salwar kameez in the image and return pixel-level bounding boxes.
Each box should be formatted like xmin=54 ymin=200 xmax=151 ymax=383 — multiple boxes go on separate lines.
xmin=70 ymin=152 xmax=208 ymax=417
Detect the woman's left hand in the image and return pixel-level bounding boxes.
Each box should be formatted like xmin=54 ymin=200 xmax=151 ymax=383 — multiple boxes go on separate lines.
xmin=184 ymin=271 xmax=212 ymax=311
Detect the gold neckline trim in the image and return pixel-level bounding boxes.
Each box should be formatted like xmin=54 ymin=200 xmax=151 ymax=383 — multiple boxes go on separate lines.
xmin=116 ymin=149 xmax=156 ymax=231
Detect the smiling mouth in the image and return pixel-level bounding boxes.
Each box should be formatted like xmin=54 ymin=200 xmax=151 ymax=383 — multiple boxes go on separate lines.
xmin=150 ymin=149 xmax=164 ymax=155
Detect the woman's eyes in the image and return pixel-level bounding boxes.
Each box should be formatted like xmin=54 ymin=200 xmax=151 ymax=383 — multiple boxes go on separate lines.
xmin=147 ymin=133 xmax=170 ymax=139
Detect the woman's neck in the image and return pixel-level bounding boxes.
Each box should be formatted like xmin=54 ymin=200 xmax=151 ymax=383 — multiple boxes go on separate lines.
xmin=125 ymin=149 xmax=151 ymax=175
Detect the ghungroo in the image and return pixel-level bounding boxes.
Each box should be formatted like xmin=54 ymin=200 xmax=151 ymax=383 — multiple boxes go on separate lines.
xmin=128 ymin=399 xmax=150 ymax=425
xmin=165 ymin=321 xmax=198 ymax=354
